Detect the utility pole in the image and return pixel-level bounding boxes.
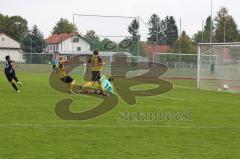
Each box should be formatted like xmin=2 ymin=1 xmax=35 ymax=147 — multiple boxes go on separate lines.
xmin=178 ymin=18 xmax=182 ymax=69
xmin=210 ymin=0 xmax=213 ymax=64
xmin=202 ymin=20 xmax=204 ymax=43
xmin=178 ymin=18 xmax=181 ymax=54
xmin=156 ymin=21 xmax=158 ymax=53
xmin=224 ymin=20 xmax=226 ymax=42
xmin=210 ymin=0 xmax=213 ymax=44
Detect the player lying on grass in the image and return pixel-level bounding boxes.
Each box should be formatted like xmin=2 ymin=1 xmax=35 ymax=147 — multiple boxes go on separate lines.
xmin=57 ymin=63 xmax=75 ymax=94
xmin=80 ymin=76 xmax=114 ymax=96
xmin=4 ymin=55 xmax=23 ymax=92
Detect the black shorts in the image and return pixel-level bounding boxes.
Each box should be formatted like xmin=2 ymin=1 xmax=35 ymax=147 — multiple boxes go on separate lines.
xmin=60 ymin=76 xmax=74 ymax=84
xmin=5 ymin=71 xmax=16 ymax=82
xmin=92 ymin=71 xmax=101 ymax=82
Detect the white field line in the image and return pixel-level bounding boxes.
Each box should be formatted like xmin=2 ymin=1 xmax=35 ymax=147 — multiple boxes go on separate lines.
xmin=0 ymin=123 xmax=240 ymax=129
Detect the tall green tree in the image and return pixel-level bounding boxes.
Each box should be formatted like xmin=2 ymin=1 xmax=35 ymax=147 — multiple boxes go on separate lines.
xmin=127 ymin=18 xmax=140 ymax=56
xmin=84 ymin=30 xmax=101 ymax=50
xmin=214 ymin=7 xmax=240 ymax=42
xmin=147 ymin=14 xmax=165 ymax=44
xmin=0 ymin=14 xmax=28 ymax=41
xmin=193 ymin=31 xmax=204 ymax=44
xmin=99 ymin=38 xmax=113 ymax=51
xmin=193 ymin=16 xmax=213 ymax=44
xmin=172 ymin=31 xmax=196 ymax=54
xmin=21 ymin=25 xmax=47 ymax=63
xmin=204 ymin=16 xmax=212 ymax=39
xmin=51 ymin=18 xmax=78 ymax=35
xmin=163 ymin=16 xmax=178 ymax=45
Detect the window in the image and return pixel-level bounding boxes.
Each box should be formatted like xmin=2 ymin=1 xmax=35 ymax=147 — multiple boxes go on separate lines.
xmin=49 ymin=46 xmax=52 ymax=50
xmin=73 ymin=38 xmax=79 ymax=43
xmin=2 ymin=37 xmax=4 ymax=41
xmin=77 ymin=47 xmax=81 ymax=51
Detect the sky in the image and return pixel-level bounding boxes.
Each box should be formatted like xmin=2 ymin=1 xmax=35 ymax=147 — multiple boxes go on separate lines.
xmin=0 ymin=0 xmax=240 ymax=40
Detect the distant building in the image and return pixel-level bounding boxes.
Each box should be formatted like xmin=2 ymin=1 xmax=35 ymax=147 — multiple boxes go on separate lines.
xmin=46 ymin=33 xmax=91 ymax=54
xmin=141 ymin=43 xmax=170 ymax=61
xmin=0 ymin=33 xmax=24 ymax=62
xmin=142 ymin=43 xmax=170 ymax=54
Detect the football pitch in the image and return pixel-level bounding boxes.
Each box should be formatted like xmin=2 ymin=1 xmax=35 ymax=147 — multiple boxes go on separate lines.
xmin=0 ymin=65 xmax=240 ymax=159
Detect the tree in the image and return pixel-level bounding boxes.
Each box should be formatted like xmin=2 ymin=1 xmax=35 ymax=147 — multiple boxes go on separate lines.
xmin=0 ymin=14 xmax=28 ymax=41
xmin=193 ymin=16 xmax=213 ymax=44
xmin=84 ymin=30 xmax=101 ymax=50
xmin=170 ymin=31 xmax=197 ymax=63
xmin=214 ymin=7 xmax=240 ymax=42
xmin=147 ymin=14 xmax=165 ymax=44
xmin=51 ymin=18 xmax=78 ymax=35
xmin=127 ymin=18 xmax=140 ymax=56
xmin=172 ymin=31 xmax=196 ymax=54
xmin=163 ymin=16 xmax=178 ymax=45
xmin=100 ymin=38 xmax=113 ymax=51
xmin=204 ymin=16 xmax=212 ymax=39
xmin=193 ymin=31 xmax=204 ymax=44
xmin=21 ymin=25 xmax=47 ymax=63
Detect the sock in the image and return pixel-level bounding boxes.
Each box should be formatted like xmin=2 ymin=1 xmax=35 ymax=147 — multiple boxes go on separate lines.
xmin=11 ymin=83 xmax=18 ymax=91
xmin=69 ymin=84 xmax=74 ymax=91
xmin=98 ymin=81 xmax=103 ymax=91
xmin=13 ymin=75 xmax=19 ymax=82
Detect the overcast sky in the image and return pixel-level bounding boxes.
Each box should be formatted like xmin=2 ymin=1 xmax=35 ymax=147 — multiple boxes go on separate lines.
xmin=1 ymin=0 xmax=239 ymax=40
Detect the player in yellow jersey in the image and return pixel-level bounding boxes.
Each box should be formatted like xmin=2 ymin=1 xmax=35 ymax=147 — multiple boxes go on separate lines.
xmin=82 ymin=49 xmax=104 ymax=90
xmin=57 ymin=63 xmax=75 ymax=94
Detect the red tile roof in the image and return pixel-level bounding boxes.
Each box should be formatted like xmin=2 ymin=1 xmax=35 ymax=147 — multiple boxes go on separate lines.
xmin=142 ymin=43 xmax=170 ymax=54
xmin=46 ymin=33 xmax=75 ymax=44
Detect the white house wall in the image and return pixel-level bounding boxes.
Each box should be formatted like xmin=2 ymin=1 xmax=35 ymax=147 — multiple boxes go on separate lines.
xmin=47 ymin=36 xmax=90 ymax=53
xmin=0 ymin=34 xmax=24 ymax=62
xmin=48 ymin=44 xmax=58 ymax=53
xmin=60 ymin=36 xmax=90 ymax=53
xmin=0 ymin=34 xmax=20 ymax=48
xmin=0 ymin=49 xmax=24 ymax=62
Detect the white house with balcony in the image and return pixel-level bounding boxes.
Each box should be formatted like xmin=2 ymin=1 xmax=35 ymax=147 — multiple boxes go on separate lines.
xmin=46 ymin=33 xmax=90 ymax=54
xmin=0 ymin=33 xmax=24 ymax=62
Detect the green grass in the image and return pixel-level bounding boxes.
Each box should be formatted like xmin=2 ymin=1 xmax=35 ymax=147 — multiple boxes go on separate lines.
xmin=0 ymin=65 xmax=240 ymax=159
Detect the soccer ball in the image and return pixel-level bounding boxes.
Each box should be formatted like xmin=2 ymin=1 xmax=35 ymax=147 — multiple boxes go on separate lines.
xmin=223 ymin=84 xmax=229 ymax=90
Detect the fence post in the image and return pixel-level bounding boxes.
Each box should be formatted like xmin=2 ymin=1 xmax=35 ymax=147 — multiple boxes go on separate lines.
xmin=197 ymin=45 xmax=201 ymax=89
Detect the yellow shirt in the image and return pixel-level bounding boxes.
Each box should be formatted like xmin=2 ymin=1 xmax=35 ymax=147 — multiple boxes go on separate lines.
xmin=57 ymin=67 xmax=67 ymax=79
xmin=90 ymin=55 xmax=103 ymax=71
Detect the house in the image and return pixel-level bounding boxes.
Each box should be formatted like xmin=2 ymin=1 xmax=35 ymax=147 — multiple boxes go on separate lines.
xmin=142 ymin=43 xmax=170 ymax=54
xmin=0 ymin=33 xmax=24 ymax=62
xmin=46 ymin=33 xmax=91 ymax=54
xmin=141 ymin=43 xmax=170 ymax=62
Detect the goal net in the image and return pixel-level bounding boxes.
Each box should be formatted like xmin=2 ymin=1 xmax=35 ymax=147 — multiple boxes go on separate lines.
xmin=197 ymin=43 xmax=240 ymax=92
xmin=154 ymin=53 xmax=197 ymax=78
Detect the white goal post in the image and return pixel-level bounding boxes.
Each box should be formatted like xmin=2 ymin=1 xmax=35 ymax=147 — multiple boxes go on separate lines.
xmin=197 ymin=42 xmax=240 ymax=92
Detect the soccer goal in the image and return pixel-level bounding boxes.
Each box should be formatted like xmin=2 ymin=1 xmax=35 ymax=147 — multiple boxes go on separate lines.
xmin=197 ymin=42 xmax=240 ymax=92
